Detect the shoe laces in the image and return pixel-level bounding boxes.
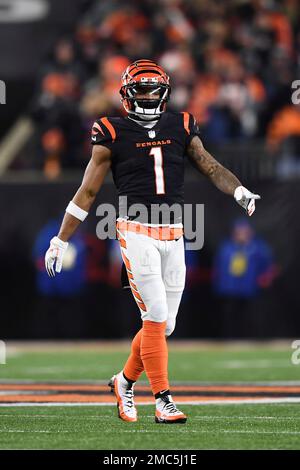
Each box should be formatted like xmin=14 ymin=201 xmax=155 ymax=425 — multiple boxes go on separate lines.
xmin=123 ymin=386 xmax=134 ymax=409
xmin=161 ymin=396 xmax=178 ymax=414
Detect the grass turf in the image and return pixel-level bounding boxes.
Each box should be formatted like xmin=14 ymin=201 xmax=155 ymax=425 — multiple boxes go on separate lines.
xmin=0 ymin=342 xmax=300 ymax=449
xmin=0 ymin=404 xmax=300 ymax=450
xmin=1 ymin=343 xmax=299 ymax=382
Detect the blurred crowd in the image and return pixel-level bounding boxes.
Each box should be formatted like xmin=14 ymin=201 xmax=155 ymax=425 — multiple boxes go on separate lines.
xmin=29 ymin=0 xmax=300 ymax=178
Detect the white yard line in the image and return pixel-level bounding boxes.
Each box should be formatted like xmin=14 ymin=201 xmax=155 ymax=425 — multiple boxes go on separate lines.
xmin=1 ymin=397 xmax=300 ymax=407
xmin=0 ymin=415 xmax=111 ymax=418
xmin=192 ymin=415 xmax=300 ymax=420
xmin=0 ymin=429 xmax=299 ymax=435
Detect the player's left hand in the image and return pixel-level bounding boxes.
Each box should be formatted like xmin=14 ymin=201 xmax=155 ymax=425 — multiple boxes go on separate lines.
xmin=234 ymin=186 xmax=261 ymax=216
xmin=45 ymin=236 xmax=68 ymax=277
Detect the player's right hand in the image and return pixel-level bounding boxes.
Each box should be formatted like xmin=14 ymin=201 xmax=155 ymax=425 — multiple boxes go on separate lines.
xmin=45 ymin=236 xmax=68 ymax=277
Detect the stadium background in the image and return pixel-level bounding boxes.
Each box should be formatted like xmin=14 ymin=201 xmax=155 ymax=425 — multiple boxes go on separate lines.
xmin=0 ymin=0 xmax=300 ymax=340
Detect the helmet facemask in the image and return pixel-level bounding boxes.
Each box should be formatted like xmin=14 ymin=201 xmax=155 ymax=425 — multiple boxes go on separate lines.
xmin=120 ymin=81 xmax=171 ymax=121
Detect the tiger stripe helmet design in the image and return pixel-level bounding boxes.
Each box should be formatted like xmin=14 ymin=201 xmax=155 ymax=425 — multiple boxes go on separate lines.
xmin=120 ymin=59 xmax=171 ymax=120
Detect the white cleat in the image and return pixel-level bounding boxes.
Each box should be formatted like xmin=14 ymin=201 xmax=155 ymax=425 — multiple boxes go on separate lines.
xmin=155 ymin=394 xmax=187 ymax=424
xmin=108 ymin=372 xmax=137 ymax=422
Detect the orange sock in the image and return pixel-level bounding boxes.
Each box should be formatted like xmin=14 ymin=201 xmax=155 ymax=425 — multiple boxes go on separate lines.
xmin=123 ymin=329 xmax=144 ymax=382
xmin=140 ymin=320 xmax=169 ymax=396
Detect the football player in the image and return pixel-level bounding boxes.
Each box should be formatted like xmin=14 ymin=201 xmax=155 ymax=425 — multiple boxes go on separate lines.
xmin=45 ymin=59 xmax=260 ymax=424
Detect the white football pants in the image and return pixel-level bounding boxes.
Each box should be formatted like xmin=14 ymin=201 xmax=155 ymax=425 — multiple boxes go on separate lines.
xmin=117 ymin=224 xmax=186 ymax=337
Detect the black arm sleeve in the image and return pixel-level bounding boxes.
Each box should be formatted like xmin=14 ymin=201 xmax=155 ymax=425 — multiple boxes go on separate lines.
xmin=185 ymin=113 xmax=201 ymax=147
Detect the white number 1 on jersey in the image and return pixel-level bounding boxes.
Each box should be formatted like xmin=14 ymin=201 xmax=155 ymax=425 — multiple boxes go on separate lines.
xmin=149 ymin=147 xmax=165 ymax=195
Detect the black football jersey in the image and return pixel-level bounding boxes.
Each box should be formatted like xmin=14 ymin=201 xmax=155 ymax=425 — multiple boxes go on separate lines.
xmin=91 ymin=112 xmax=200 ymax=224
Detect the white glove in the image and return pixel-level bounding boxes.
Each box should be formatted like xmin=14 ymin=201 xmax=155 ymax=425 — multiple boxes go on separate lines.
xmin=234 ymin=186 xmax=261 ymax=216
xmin=45 ymin=236 xmax=68 ymax=277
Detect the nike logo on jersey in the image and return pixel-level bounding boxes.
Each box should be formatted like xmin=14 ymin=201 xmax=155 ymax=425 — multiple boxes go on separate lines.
xmin=92 ymin=136 xmax=97 ymax=141
xmin=136 ymin=139 xmax=172 ymax=148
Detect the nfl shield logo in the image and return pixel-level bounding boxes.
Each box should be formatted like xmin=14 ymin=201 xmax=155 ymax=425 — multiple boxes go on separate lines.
xmin=148 ymin=130 xmax=156 ymax=139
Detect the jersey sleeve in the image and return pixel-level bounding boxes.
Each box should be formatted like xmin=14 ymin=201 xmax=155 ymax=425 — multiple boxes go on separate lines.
xmin=182 ymin=112 xmax=201 ymax=147
xmin=91 ymin=117 xmax=116 ymax=151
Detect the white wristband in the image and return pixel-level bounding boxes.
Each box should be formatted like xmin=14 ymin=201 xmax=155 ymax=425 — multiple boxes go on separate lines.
xmin=234 ymin=186 xmax=244 ymax=201
xmin=66 ymin=201 xmax=88 ymax=222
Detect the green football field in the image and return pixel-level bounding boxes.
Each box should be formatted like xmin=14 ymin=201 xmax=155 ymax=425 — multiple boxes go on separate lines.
xmin=0 ymin=341 xmax=300 ymax=450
